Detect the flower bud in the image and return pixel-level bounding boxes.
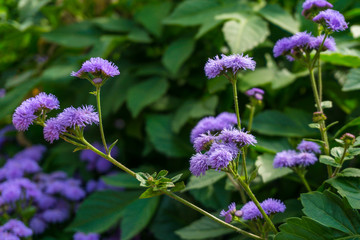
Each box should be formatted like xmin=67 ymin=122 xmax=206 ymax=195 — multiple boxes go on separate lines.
xmin=92 ymin=78 xmax=103 ymax=84
xmin=235 ymin=210 xmax=243 ymax=217
xmin=340 ymin=133 xmax=356 ymax=146
xmin=313 ymin=111 xmax=327 ymax=122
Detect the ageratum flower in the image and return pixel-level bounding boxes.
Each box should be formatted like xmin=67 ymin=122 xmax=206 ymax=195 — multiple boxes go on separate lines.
xmin=71 ymin=57 xmax=120 ymax=82
xmin=273 ymin=150 xmax=298 ymax=168
xmin=313 ymin=9 xmax=348 ymax=32
xmin=220 ymin=202 xmax=236 ymax=223
xmin=43 ymin=118 xmax=67 ymax=143
xmin=207 ymin=142 xmax=238 ymax=170
xmin=297 ymin=140 xmax=321 ymax=154
xmin=193 ymin=132 xmax=215 ymax=152
xmin=29 ymin=217 xmax=47 ymax=235
xmin=241 ymin=199 xmax=286 ymax=220
xmin=12 ymin=93 xmax=59 ymax=131
xmin=302 ymin=0 xmax=333 ymax=19
xmin=189 ymin=153 xmax=208 ymax=177
xmin=204 ymin=54 xmax=256 ymax=79
xmin=57 ymin=105 xmax=99 ymax=128
xmin=245 ymin=88 xmax=265 ymax=100
xmin=295 ymin=152 xmax=318 ymax=166
xmin=218 ymin=128 xmax=257 ymax=148
xmin=308 ymin=35 xmax=336 ymax=51
xmin=74 ymin=232 xmax=100 ymax=240
xmin=0 ymin=219 xmax=33 ymax=238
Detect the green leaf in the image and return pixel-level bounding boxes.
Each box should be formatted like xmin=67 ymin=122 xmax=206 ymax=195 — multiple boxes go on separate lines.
xmin=42 ymin=22 xmax=101 ymax=48
xmin=275 ymin=217 xmax=346 ymax=240
xmin=185 ymin=170 xmax=226 ymax=191
xmin=309 ymin=123 xmax=321 ymax=129
xmin=271 ymin=68 xmax=297 ymax=90
xmin=255 ymin=153 xmax=292 ymax=183
xmin=172 ymin=96 xmax=218 ymax=133
xmin=171 ymin=174 xmax=183 ymax=183
xmin=127 ymin=27 xmax=152 ymax=43
xmin=121 ymin=197 xmax=160 ymax=240
xmin=343 ymin=68 xmax=360 ymax=91
xmin=319 ymin=155 xmax=341 ymax=167
xmin=134 ymin=2 xmax=172 ymax=37
xmin=146 ymin=114 xmax=192 ymax=157
xmin=320 ymin=48 xmax=360 ymax=67
xmin=334 ymin=117 xmax=360 ymax=138
xmin=175 ymin=215 xmax=233 ymax=239
xmin=301 ymin=191 xmax=360 ymax=234
xmin=108 ymin=139 xmax=118 ymax=155
xmin=331 ymin=147 xmax=345 ymax=159
xmin=220 ymin=13 xmax=269 ymax=53
xmin=254 ymin=136 xmax=292 ymax=154
xmin=101 ymin=173 xmax=141 ymax=188
xmin=139 ymin=188 xmax=163 ymax=199
xmin=67 ymin=190 xmax=139 ymax=233
xmin=338 ymin=168 xmax=360 ymax=178
xmin=239 ymin=67 xmax=275 ymax=91
xmin=127 ymin=77 xmax=168 ymax=117
xmin=92 ymin=17 xmax=136 ymax=32
xmin=162 ymin=37 xmax=195 ymax=75
xmin=258 ymin=4 xmax=299 ymax=34
xmin=171 ymin=182 xmax=186 ymax=192
xmin=327 ymin=177 xmax=360 ymax=209
xmin=157 ymin=170 xmax=169 ymax=178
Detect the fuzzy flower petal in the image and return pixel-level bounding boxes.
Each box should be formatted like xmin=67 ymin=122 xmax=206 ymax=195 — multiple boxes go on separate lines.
xmin=43 ymin=118 xmax=67 ymax=143
xmin=273 ymin=150 xmax=298 ymax=168
xmin=218 ymin=128 xmax=257 ymax=147
xmin=208 ymin=143 xmax=238 ymax=170
xmin=261 ymin=198 xmax=286 ymax=215
xmin=71 ymin=57 xmax=120 ymax=78
xmin=313 ymin=9 xmax=348 ymax=32
xmin=193 ymin=132 xmax=215 ymax=152
xmin=220 ymin=202 xmax=236 ymax=223
xmin=295 ymin=152 xmax=318 ymax=166
xmin=189 ymin=153 xmax=208 ymax=176
xmin=302 ymin=0 xmax=333 ymax=19
xmin=297 ymin=140 xmax=321 ymax=154
xmin=57 ymin=105 xmax=99 ymax=129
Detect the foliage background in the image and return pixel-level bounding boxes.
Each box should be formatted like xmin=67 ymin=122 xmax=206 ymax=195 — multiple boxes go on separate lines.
xmin=1 ymin=0 xmax=360 ymax=239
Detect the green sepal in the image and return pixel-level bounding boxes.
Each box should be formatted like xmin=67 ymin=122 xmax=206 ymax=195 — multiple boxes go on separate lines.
xmin=171 ymin=173 xmax=183 ymax=183
xmin=139 ymin=188 xmax=163 ymax=199
xmin=157 ymin=170 xmax=168 ymax=178
xmin=73 ymin=146 xmax=86 ymax=152
xmin=108 ymin=139 xmax=118 ymax=154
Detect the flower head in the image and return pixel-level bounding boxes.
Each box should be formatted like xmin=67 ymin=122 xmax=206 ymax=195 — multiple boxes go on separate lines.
xmin=273 ymin=150 xmax=297 ymax=168
xmin=218 ymin=128 xmax=257 ymax=147
xmin=295 ymin=152 xmax=318 ymax=166
xmin=297 ymin=140 xmax=321 ymax=154
xmin=220 ymin=202 xmax=236 ymax=223
xmin=302 ymin=0 xmax=333 ymax=19
xmin=29 ymin=217 xmax=47 ymax=235
xmin=189 ymin=153 xmax=208 ymax=176
xmin=57 ymin=105 xmax=99 ymax=129
xmin=273 ymin=37 xmax=293 ymax=57
xmin=241 ymin=201 xmax=261 ymax=220
xmin=313 ymin=9 xmax=348 ymax=32
xmin=245 ymin=88 xmax=265 ymax=100
xmin=261 ymin=198 xmax=286 ymax=215
xmin=309 ymin=35 xmax=336 ymax=51
xmin=43 ymin=118 xmax=67 ymax=143
xmin=193 ymin=132 xmax=215 ymax=152
xmin=74 ymin=232 xmax=100 ymax=240
xmin=0 ymin=219 xmax=33 ymax=238
xmin=208 ymin=142 xmax=238 ymax=170
xmin=71 ymin=57 xmax=120 ymax=80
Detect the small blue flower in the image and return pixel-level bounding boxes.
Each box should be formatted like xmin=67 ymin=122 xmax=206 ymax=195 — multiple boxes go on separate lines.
xmin=313 ymin=9 xmax=348 ymax=32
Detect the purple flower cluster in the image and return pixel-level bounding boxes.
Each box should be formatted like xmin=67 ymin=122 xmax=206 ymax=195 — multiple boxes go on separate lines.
xmin=313 ymin=9 xmax=348 ymax=32
xmin=204 ymin=54 xmax=256 ymax=79
xmin=302 ymin=0 xmax=333 ymax=19
xmin=245 ymin=88 xmax=264 ymax=100
xmin=273 ymin=140 xmax=320 ymax=168
xmin=12 ymin=92 xmax=59 ymax=131
xmin=44 ymin=105 xmax=99 ymax=143
xmin=80 ymin=142 xmax=118 ymax=173
xmin=74 ymin=232 xmax=100 ymax=240
xmin=241 ymin=198 xmax=286 ymax=220
xmin=0 ymin=219 xmax=33 ymax=239
xmin=273 ymin=32 xmax=336 ymax=61
xmin=220 ymin=202 xmax=242 ymax=223
xmin=71 ymin=57 xmax=120 ymax=80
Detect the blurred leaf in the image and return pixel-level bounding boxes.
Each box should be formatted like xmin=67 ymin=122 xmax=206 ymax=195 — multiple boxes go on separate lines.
xmin=121 ymin=197 xmax=160 ymax=240
xmin=220 ymin=13 xmax=269 ymax=53
xmin=343 ymin=68 xmax=360 ymax=91
xmin=301 ymin=191 xmax=360 ymax=235
xmin=18 ymin=0 xmax=50 ymax=22
xmin=175 ymin=215 xmax=233 ymax=239
xmin=134 ymin=2 xmax=172 ymax=37
xmin=40 ymin=64 xmax=75 ymax=84
xmin=67 ymin=190 xmax=139 ymax=233
xmin=172 ymin=96 xmax=218 ymax=133
xmin=338 ymin=168 xmax=360 ymax=177
xmin=42 ymin=22 xmax=101 ymax=48
xmin=256 ymin=153 xmax=292 ymax=183
xmin=319 ymin=155 xmax=341 ymax=167
xmin=101 ymin=173 xmax=140 ymax=188
xmin=258 ymin=4 xmax=299 ymax=34
xmin=327 ymin=177 xmax=360 ymax=209
xmin=334 ymin=116 xmax=360 ymax=138
xmin=195 ymin=19 xmax=223 ymax=39
xmin=272 ymin=199 xmax=303 ymax=224
xmin=271 ymin=69 xmax=297 ymax=89
xmin=239 ymin=68 xmax=275 ymax=91
xmin=185 ymin=170 xmax=226 ymax=191
xmin=146 ymin=114 xmax=192 ymax=157
xmin=162 ymin=37 xmax=195 ymax=75
xmin=92 ymin=17 xmax=136 ymax=32
xmin=207 ymin=76 xmax=228 ymax=93
xmin=139 ymin=188 xmax=163 ymax=199
xmin=320 ymin=48 xmax=360 ymax=67
xmin=254 ymin=136 xmax=292 ymax=154
xmin=5 ymin=70 xmax=35 ymax=88
xmin=127 ymin=27 xmax=152 ymax=43
xmin=127 ymin=77 xmax=169 ymax=117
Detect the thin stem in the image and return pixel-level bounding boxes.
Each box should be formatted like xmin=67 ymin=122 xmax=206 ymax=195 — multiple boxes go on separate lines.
xmin=297 ymin=172 xmax=312 ymax=192
xmin=332 ymin=146 xmax=348 ymax=177
xmin=96 ymin=87 xmax=109 ymax=155
xmin=241 ymin=149 xmax=248 ymax=183
xmin=318 ymin=58 xmax=323 ymax=103
xmin=163 ymin=191 xmax=263 ymax=240
xmin=233 ymin=172 xmax=278 ymax=234
xmin=308 ymin=68 xmax=322 ymax=112
xmin=226 ymin=172 xmax=247 ymax=204
xmin=231 ymin=81 xmax=242 ymax=129
xmin=248 ymin=104 xmax=256 ymax=132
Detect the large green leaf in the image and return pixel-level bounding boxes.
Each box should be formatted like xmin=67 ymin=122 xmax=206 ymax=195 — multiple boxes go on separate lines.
xmin=67 ymin=190 xmax=140 ymax=233
xmin=238 ymin=67 xmax=275 ymax=91
xmin=275 ymin=217 xmax=346 ymax=240
xmin=121 ymin=197 xmax=160 ymax=240
xmin=134 ymin=2 xmax=172 ymax=37
xmin=254 ymin=136 xmax=292 ymax=154
xmin=127 ymin=77 xmax=169 ymax=117
xmin=320 ymin=48 xmax=360 ymax=67
xmin=146 ymin=114 xmax=192 ymax=157
xmin=220 ymin=13 xmax=269 ymax=53
xmin=172 ymin=96 xmax=218 ymax=133
xmin=258 ymin=4 xmax=299 ymax=34
xmin=162 ymin=37 xmax=195 ymax=75
xmin=185 ymin=170 xmax=226 ymax=191
xmin=101 ymin=173 xmax=141 ymax=188
xmin=327 ymin=177 xmax=360 ymax=209
xmin=338 ymin=168 xmax=360 ymax=178
xmin=301 ymin=191 xmax=360 ymax=235
xmin=92 ymin=17 xmax=136 ymax=32
xmin=343 ymin=68 xmax=360 ymax=91
xmin=175 ymin=215 xmax=233 ymax=239
xmin=255 ymin=153 xmax=292 ymax=183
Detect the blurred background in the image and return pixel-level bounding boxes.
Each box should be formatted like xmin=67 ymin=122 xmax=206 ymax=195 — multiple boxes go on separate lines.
xmin=0 ymin=0 xmax=360 ymax=239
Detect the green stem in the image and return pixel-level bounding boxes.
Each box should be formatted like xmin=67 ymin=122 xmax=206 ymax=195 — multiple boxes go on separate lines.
xmin=332 ymin=146 xmax=348 ymax=177
xmin=297 ymin=172 xmax=312 ymax=192
xmin=241 ymin=149 xmax=248 ymax=183
xmin=226 ymin=172 xmax=247 ymax=204
xmin=233 ymin=173 xmax=278 ymax=234
xmin=318 ymin=58 xmax=322 ymax=103
xmin=248 ymin=104 xmax=256 ymax=132
xmin=96 ymin=87 xmax=109 ymax=155
xmin=231 ymin=81 xmax=241 ymax=129
xmin=162 ymin=191 xmax=263 ymax=240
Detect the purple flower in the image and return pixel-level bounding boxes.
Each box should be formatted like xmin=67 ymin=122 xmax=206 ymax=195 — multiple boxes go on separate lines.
xmin=0 ymin=88 xmax=6 ymax=98
xmin=241 ymin=201 xmax=261 ymax=220
xmin=261 ymin=198 xmax=286 ymax=215
xmin=313 ymin=9 xmax=348 ymax=32
xmin=208 ymin=143 xmax=238 ymax=170
xmin=218 ymin=128 xmax=257 ymax=147
xmin=273 ymin=150 xmax=298 ymax=168
xmin=42 ymin=201 xmax=70 ymax=223
xmin=273 ymin=37 xmax=293 ymax=57
xmin=0 ymin=232 xmax=19 ymax=240
xmin=189 ymin=153 xmax=208 ymax=176
xmin=13 ymin=145 xmax=46 ymax=162
xmin=204 ymin=54 xmax=256 ymax=79
xmin=74 ymin=232 xmax=100 ymax=240
xmin=215 ymin=112 xmax=238 ymax=130
xmin=34 ymin=92 xmax=60 ymax=110
xmin=71 ymin=57 xmax=120 ymax=79
xmin=0 ymin=219 xmax=33 ymax=237
xmin=273 ymin=32 xmax=313 ymax=59
xmin=29 ymin=217 xmax=47 ymax=234
xmin=193 ymin=132 xmax=215 ymax=152
xmin=302 ymin=0 xmax=333 ymax=19
xmin=295 ymin=152 xmax=318 ymax=166
xmin=309 ymin=35 xmax=336 ymax=51
xmin=245 ymin=88 xmax=265 ymax=100
xmin=297 ymin=140 xmax=321 ymax=154
xmin=43 ymin=118 xmax=67 ymax=143
xmin=57 ymin=105 xmax=99 ymax=129
xmin=220 ymin=202 xmax=236 ymax=223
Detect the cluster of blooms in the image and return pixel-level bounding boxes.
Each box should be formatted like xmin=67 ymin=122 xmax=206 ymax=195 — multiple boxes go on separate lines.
xmin=204 ymin=54 xmax=256 ymax=79
xmin=0 ymin=219 xmax=33 ymax=240
xmin=189 ymin=112 xmax=257 ymax=176
xmin=273 ymin=140 xmax=320 ymax=168
xmin=245 ymin=88 xmax=264 ymax=101
xmin=220 ymin=198 xmax=286 ymax=223
xmin=302 ymin=0 xmax=333 ymax=19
